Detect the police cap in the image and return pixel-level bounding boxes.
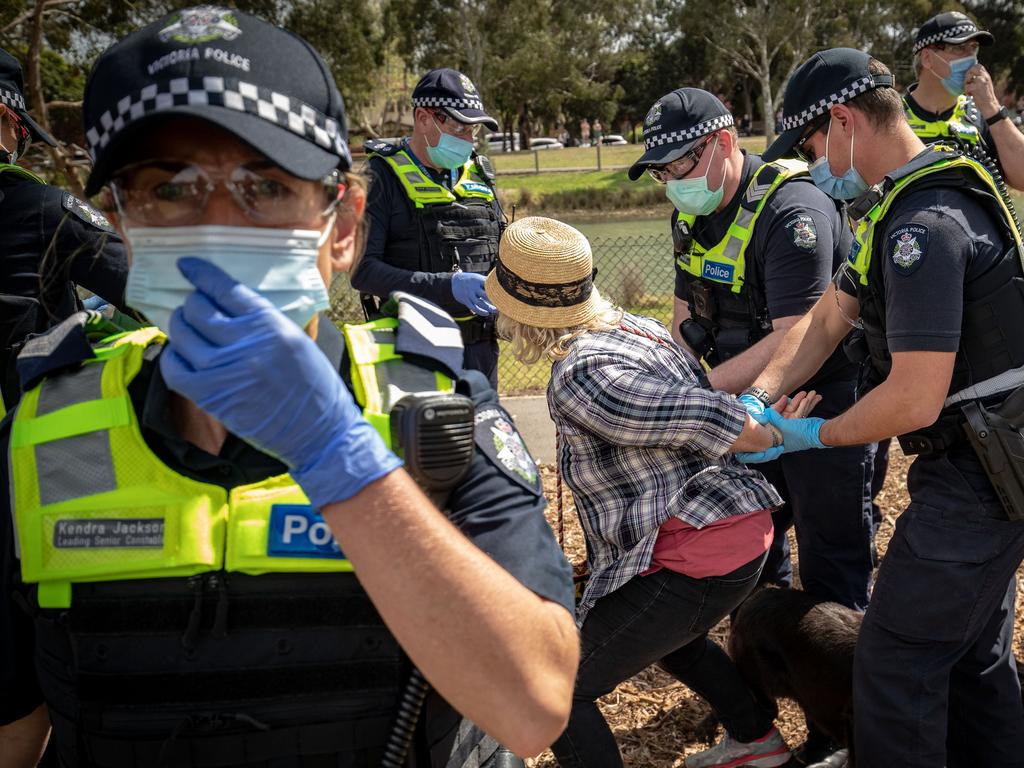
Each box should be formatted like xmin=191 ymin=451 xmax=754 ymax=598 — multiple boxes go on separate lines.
xmin=0 ymin=48 xmax=57 ymax=147
xmin=82 ymin=5 xmax=351 ymax=196
xmin=627 ymin=89 xmax=733 ymax=181
xmin=411 ymin=68 xmax=499 ymax=131
xmin=914 ymin=11 xmax=993 ymax=54
xmin=763 ymin=48 xmax=894 ymax=162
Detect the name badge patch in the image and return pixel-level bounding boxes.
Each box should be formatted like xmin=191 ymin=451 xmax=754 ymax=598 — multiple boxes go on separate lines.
xmin=702 ymin=261 xmax=735 ymax=283
xmin=53 ymin=518 xmax=164 ymax=549
xmin=267 ymin=504 xmax=346 ymax=559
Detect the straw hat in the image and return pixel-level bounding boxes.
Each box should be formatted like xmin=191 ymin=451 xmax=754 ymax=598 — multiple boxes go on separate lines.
xmin=486 ymin=216 xmax=598 ymax=329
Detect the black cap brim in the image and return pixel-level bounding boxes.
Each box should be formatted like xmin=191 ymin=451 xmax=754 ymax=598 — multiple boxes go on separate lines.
xmin=441 ymin=106 xmax=498 ymax=131
xmin=12 ymin=108 xmax=56 ymax=147
xmin=943 ymin=29 xmax=994 ymax=46
xmin=85 ymin=105 xmax=347 ymax=196
xmin=627 ymin=136 xmax=705 ymax=181
xmin=762 ymin=124 xmax=804 ymax=163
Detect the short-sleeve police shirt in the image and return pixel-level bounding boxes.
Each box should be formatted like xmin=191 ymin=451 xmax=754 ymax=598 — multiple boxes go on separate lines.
xmin=0 ymin=318 xmax=573 ymax=724
xmin=674 ymin=152 xmax=856 ymax=385
xmin=838 ymin=179 xmax=1009 ymax=510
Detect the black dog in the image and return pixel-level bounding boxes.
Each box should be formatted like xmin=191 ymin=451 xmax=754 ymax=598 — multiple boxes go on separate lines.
xmin=728 ymin=587 xmax=862 ymax=752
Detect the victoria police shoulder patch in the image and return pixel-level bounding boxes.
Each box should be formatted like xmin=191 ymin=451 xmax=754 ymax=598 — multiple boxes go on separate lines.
xmin=785 ymin=213 xmax=818 ymax=251
xmin=474 ymin=404 xmax=541 ymax=495
xmin=888 ymin=223 xmax=928 ymax=276
xmin=62 ymin=193 xmax=114 ymax=233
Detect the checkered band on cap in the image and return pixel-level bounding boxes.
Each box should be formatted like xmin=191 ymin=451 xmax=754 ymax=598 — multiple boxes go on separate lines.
xmin=412 ymin=95 xmax=485 ymax=112
xmin=85 ymin=76 xmax=346 ymax=160
xmin=914 ymin=23 xmax=978 ymax=53
xmin=780 ymin=75 xmax=879 ymax=132
xmin=644 ymin=114 xmax=734 ymax=151
xmin=0 ymin=87 xmax=26 ymax=111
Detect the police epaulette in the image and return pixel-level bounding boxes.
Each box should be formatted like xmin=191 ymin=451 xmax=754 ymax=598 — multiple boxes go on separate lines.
xmin=16 ymin=312 xmax=97 ymax=391
xmin=363 ymin=138 xmax=401 ymax=156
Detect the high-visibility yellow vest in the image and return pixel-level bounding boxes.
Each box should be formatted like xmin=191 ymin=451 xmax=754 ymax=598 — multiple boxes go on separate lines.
xmin=675 ymin=158 xmax=808 ymax=294
xmin=847 ymin=153 xmax=1023 ymax=286
xmin=0 ymin=161 xmax=44 ymax=184
xmin=372 ymin=147 xmax=495 ymax=208
xmin=903 ymin=94 xmax=982 ymax=147
xmin=11 ymin=322 xmax=455 ymax=609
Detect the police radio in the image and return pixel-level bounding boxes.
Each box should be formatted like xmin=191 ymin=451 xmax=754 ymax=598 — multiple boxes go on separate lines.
xmin=389 ymin=393 xmax=475 ymax=494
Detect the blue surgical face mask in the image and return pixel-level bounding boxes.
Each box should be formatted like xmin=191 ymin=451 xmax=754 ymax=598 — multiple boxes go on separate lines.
xmin=933 ymin=54 xmax=978 ymax=96
xmin=808 ymin=118 xmax=868 ymax=201
xmin=124 ymin=224 xmax=332 ymax=333
xmin=665 ymin=135 xmax=726 ymax=216
xmin=426 ymin=118 xmax=474 ymax=169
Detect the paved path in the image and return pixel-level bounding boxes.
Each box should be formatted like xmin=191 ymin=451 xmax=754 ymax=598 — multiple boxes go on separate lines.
xmin=502 ymin=395 xmax=556 ymax=464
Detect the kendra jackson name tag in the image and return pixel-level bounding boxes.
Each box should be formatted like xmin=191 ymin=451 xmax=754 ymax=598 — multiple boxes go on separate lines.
xmin=53 ymin=519 xmax=165 ymax=549
xmin=266 ymin=504 xmax=347 ymax=559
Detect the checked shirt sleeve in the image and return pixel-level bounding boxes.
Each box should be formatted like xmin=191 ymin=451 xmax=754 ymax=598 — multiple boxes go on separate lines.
xmin=551 ymin=353 xmax=747 ymax=459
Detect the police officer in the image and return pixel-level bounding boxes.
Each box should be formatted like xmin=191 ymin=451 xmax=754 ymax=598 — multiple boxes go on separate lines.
xmin=627 ymin=88 xmax=875 ymax=701
xmin=353 ymin=69 xmax=504 ymax=387
xmin=904 ymin=11 xmax=1024 ymax=190
xmin=0 ymin=9 xmax=577 ymax=767
xmin=0 ymin=48 xmax=128 ymax=413
xmin=745 ymin=48 xmax=1024 ymax=767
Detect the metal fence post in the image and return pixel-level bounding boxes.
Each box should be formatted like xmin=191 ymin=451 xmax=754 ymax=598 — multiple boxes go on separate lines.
xmin=534 ymin=149 xmax=540 ymax=174
xmin=596 ymin=141 xmax=602 ymax=171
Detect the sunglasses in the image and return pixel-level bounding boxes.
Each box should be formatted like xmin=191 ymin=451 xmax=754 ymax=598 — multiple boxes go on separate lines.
xmin=647 ymin=135 xmax=714 ymax=184
xmin=793 ymin=115 xmax=831 ymax=164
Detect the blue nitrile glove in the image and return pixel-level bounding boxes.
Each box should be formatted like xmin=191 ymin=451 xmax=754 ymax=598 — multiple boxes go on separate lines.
xmin=451 ymin=271 xmax=497 ymax=316
xmin=160 ymin=258 xmax=402 ymax=507
xmin=762 ymin=408 xmax=827 ymax=453
xmin=736 ymin=444 xmax=786 ymax=464
xmin=737 ymin=393 xmax=768 ymax=422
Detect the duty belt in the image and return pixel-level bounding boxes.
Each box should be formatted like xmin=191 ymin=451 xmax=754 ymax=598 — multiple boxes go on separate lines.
xmin=455 ymin=316 xmax=496 ymax=344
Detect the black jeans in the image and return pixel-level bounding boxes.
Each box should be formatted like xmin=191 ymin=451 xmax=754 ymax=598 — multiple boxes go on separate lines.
xmin=551 ymin=554 xmax=773 ymax=768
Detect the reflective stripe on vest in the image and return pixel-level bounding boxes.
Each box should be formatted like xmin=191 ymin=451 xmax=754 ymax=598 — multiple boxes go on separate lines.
xmin=0 ymin=162 xmax=44 ymax=184
xmin=373 ymin=148 xmax=494 ymax=208
xmin=848 ymin=154 xmax=1024 ymax=286
xmin=676 ymin=158 xmax=808 ymax=294
xmin=343 ymin=316 xmax=455 ymax=445
xmin=10 ymin=326 xmax=456 ymax=607
xmin=903 ymin=95 xmax=981 ymax=146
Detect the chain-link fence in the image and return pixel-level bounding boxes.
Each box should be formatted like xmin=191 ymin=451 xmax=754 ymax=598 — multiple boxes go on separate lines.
xmin=326 ymin=233 xmax=675 ymax=394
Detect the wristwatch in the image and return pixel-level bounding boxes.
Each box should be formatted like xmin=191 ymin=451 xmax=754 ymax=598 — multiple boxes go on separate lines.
xmin=742 ymin=386 xmax=773 ymax=407
xmin=986 ymin=106 xmax=1010 ymax=126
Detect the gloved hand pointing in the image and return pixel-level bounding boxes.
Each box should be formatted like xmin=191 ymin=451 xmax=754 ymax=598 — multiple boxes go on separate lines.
xmin=160 ymin=257 xmax=402 ymax=507
xmin=451 ymin=271 xmax=497 ymax=316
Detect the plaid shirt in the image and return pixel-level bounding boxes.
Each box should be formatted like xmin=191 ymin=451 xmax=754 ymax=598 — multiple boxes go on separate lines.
xmin=548 ymin=313 xmax=782 ymax=624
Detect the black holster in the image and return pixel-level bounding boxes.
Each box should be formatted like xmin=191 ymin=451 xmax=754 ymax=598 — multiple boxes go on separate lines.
xmin=679 ymin=319 xmax=711 ymax=359
xmin=456 ymin=316 xmax=496 ymax=345
xmin=962 ymin=387 xmax=1024 ymax=521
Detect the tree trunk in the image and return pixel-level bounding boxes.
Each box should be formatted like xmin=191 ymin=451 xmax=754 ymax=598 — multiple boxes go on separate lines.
xmin=757 ymin=36 xmax=775 ymax=148
xmin=26 ymin=0 xmax=83 ymax=195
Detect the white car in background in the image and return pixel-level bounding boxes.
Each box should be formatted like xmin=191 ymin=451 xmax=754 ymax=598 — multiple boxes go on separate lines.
xmin=486 ymin=132 xmax=520 ymax=153
xmin=600 ymin=134 xmax=629 ymax=145
xmin=529 ymin=138 xmax=564 ymax=150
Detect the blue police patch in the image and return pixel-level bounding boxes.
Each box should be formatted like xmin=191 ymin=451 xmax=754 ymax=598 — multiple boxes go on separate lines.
xmin=474 ymin=404 xmax=541 ymax=495
xmin=702 ymin=261 xmax=734 ymax=283
xmin=461 ymin=181 xmax=492 ymax=195
xmin=267 ymin=504 xmax=347 ymax=559
xmin=889 ymin=223 xmax=928 ymax=276
xmin=785 ymin=213 xmax=818 ymax=251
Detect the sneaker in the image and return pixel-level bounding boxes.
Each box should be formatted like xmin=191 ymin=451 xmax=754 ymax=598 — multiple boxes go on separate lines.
xmin=805 ymin=749 xmax=849 ymax=768
xmin=685 ymin=726 xmax=792 ymax=768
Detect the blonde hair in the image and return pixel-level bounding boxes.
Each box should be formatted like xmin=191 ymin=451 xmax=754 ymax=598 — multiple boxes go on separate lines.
xmin=496 ymin=291 xmax=624 ymax=364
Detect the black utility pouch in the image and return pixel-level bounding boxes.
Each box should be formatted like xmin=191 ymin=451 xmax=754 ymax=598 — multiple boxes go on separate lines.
xmin=962 ymin=387 xmax=1024 ymax=521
